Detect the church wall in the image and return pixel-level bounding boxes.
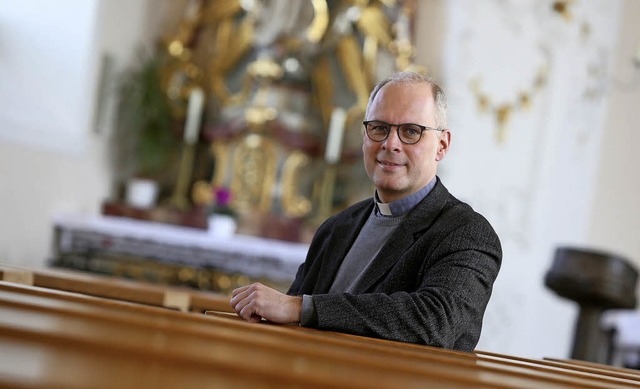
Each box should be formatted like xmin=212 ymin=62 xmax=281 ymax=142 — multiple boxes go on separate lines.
xmin=0 ymin=0 xmax=169 ymax=267
xmin=587 ymin=0 xmax=640 ymax=287
xmin=416 ymin=0 xmax=638 ymax=360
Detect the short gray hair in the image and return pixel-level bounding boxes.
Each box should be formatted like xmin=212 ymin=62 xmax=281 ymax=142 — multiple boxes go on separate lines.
xmin=365 ymin=71 xmax=448 ymax=129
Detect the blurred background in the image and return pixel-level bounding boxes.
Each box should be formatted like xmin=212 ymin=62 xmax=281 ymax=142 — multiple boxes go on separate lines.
xmin=0 ymin=0 xmax=638 ymax=363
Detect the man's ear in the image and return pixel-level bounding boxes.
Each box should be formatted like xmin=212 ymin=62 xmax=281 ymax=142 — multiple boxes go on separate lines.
xmin=436 ymin=129 xmax=451 ymax=161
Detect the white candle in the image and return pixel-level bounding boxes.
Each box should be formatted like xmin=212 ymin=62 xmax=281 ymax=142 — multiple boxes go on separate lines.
xmin=324 ymin=108 xmax=347 ymax=164
xmin=184 ymin=87 xmax=205 ymax=145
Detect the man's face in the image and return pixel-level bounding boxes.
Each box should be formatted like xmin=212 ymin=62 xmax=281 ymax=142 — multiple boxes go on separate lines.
xmin=363 ymin=82 xmax=450 ymax=203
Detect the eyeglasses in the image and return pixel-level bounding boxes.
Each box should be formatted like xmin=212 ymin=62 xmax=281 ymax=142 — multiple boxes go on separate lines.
xmin=363 ymin=120 xmax=443 ymax=145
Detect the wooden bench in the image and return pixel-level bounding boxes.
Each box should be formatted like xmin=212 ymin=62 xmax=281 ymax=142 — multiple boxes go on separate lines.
xmin=0 ymin=264 xmax=232 ymax=313
xmin=1 ymin=265 xmax=638 ymax=388
xmin=0 ymin=282 xmax=482 ymax=388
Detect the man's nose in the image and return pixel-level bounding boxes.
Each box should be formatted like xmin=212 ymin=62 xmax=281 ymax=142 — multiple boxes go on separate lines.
xmin=382 ymin=126 xmax=402 ymax=150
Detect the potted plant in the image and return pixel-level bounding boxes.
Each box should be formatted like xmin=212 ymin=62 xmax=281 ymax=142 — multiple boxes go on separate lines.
xmin=112 ymin=49 xmax=176 ymax=209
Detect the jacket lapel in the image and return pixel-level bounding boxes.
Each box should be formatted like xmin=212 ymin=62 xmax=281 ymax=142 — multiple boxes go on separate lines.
xmin=312 ymin=202 xmax=374 ymax=293
xmin=351 ymin=179 xmax=451 ymax=294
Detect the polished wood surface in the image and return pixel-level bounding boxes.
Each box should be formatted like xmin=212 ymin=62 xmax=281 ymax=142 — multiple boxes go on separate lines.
xmin=0 ymin=264 xmax=232 ymax=313
xmin=1 ymin=264 xmax=638 ymax=388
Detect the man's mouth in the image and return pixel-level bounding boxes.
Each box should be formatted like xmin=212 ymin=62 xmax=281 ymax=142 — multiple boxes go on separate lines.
xmin=378 ymin=159 xmax=404 ymax=167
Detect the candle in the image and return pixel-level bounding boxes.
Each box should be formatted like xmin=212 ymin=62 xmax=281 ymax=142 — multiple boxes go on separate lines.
xmin=324 ymin=108 xmax=347 ymax=164
xmin=184 ymin=87 xmax=205 ymax=145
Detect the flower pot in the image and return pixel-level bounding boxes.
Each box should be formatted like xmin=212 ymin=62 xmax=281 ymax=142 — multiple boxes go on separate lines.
xmin=125 ymin=178 xmax=159 ymax=209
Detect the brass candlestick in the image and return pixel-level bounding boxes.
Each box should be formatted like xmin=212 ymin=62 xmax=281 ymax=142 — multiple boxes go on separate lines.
xmin=168 ymin=143 xmax=196 ymax=211
xmin=314 ymin=162 xmax=338 ymax=225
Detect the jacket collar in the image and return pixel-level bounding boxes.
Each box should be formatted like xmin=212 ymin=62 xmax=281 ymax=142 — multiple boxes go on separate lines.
xmin=328 ymin=177 xmax=451 ymax=294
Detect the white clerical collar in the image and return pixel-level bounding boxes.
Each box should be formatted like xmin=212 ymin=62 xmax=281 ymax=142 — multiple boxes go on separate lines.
xmin=376 ymin=201 xmax=393 ymax=216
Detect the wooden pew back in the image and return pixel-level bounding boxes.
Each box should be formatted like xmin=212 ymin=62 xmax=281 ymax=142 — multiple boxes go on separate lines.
xmin=1 ymin=265 xmax=638 ymax=388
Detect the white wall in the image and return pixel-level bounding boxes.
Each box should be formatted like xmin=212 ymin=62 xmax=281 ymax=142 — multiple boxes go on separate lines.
xmin=587 ymin=0 xmax=640 ymax=276
xmin=0 ymin=0 xmax=169 ymax=267
xmin=415 ymin=0 xmax=639 ymax=360
xmin=0 ymin=0 xmax=100 ymax=154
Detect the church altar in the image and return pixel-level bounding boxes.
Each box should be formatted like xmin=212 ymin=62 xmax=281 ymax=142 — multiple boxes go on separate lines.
xmin=50 ymin=214 xmax=308 ymax=294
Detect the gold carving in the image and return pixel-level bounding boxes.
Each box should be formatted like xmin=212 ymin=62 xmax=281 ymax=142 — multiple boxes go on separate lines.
xmin=156 ymin=0 xmax=421 ymax=239
xmin=281 ymin=151 xmax=313 ymax=218
xmin=231 ymin=133 xmax=277 ymax=213
xmin=311 ymin=55 xmax=334 ymax=128
xmin=307 ymin=0 xmax=329 ymax=43
xmin=357 ymin=3 xmax=393 ymax=46
xmin=191 ymin=180 xmax=213 ymax=206
xmin=552 ymin=0 xmax=576 ymax=22
xmin=337 ymin=35 xmax=371 ymax=112
xmin=247 ymin=58 xmax=284 ymax=80
xmin=211 ymin=142 xmax=230 ymax=188
xmin=470 ymin=63 xmax=548 ymax=144
xmin=191 ymin=141 xmax=232 ymax=207
xmin=208 ymin=13 xmax=255 ymax=106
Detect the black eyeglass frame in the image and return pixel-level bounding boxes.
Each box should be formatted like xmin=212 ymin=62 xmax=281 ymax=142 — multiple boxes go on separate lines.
xmin=362 ymin=120 xmax=444 ymax=145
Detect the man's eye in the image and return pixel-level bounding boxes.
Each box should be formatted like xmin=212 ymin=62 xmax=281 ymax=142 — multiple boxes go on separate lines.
xmin=403 ymin=127 xmax=421 ymax=136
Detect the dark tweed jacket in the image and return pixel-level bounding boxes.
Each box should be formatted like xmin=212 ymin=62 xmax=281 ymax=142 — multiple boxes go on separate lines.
xmin=288 ymin=177 xmax=502 ymax=352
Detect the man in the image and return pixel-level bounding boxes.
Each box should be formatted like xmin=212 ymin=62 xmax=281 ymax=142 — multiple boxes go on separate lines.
xmin=231 ymin=71 xmax=502 ymax=352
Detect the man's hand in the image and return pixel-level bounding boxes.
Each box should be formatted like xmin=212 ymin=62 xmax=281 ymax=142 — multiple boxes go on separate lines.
xmin=230 ymin=282 xmax=302 ymax=324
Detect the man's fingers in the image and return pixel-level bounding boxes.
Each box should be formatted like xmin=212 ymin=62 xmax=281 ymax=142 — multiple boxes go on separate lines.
xmin=231 ymin=289 xmax=255 ymax=314
xmin=240 ymin=301 xmax=263 ymax=323
xmin=231 ymin=283 xmax=256 ymax=298
xmin=230 ymin=282 xmax=300 ymax=324
xmin=230 ymin=283 xmax=261 ymax=310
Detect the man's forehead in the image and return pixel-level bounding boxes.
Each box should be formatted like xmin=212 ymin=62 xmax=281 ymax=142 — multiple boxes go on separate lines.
xmin=378 ymin=81 xmax=433 ymax=99
xmin=372 ymin=82 xmax=435 ymax=109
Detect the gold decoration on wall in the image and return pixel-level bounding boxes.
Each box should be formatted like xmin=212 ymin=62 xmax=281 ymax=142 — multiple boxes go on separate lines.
xmin=552 ymin=0 xmax=576 ymax=22
xmin=470 ymin=64 xmax=548 ymax=144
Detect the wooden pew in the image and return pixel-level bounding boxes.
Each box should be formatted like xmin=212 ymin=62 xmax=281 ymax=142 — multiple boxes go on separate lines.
xmin=476 ymin=351 xmax=640 ymax=385
xmin=2 ymin=284 xmax=636 ymax=387
xmin=543 ymin=357 xmax=640 ymax=378
xmin=0 ymin=264 xmax=232 ymax=313
xmin=0 ymin=282 xmax=481 ymax=388
xmin=0 ymin=266 xmax=635 ymax=387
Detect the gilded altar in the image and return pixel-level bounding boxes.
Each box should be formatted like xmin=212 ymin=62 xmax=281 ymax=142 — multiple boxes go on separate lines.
xmin=115 ymin=0 xmax=423 ymax=242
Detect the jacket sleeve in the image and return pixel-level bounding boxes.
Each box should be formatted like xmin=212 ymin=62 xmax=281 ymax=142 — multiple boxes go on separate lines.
xmin=308 ymin=215 xmax=502 ymax=352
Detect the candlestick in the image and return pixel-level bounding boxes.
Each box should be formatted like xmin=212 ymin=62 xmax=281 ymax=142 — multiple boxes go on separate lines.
xmin=167 ymin=143 xmax=196 ymax=211
xmin=313 ymin=164 xmax=338 ymax=225
xmin=324 ymin=107 xmax=347 ymax=164
xmin=184 ymin=87 xmax=205 ymax=145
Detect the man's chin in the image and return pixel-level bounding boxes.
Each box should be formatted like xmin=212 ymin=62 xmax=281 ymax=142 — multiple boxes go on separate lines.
xmin=374 ymin=183 xmax=409 ymax=201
